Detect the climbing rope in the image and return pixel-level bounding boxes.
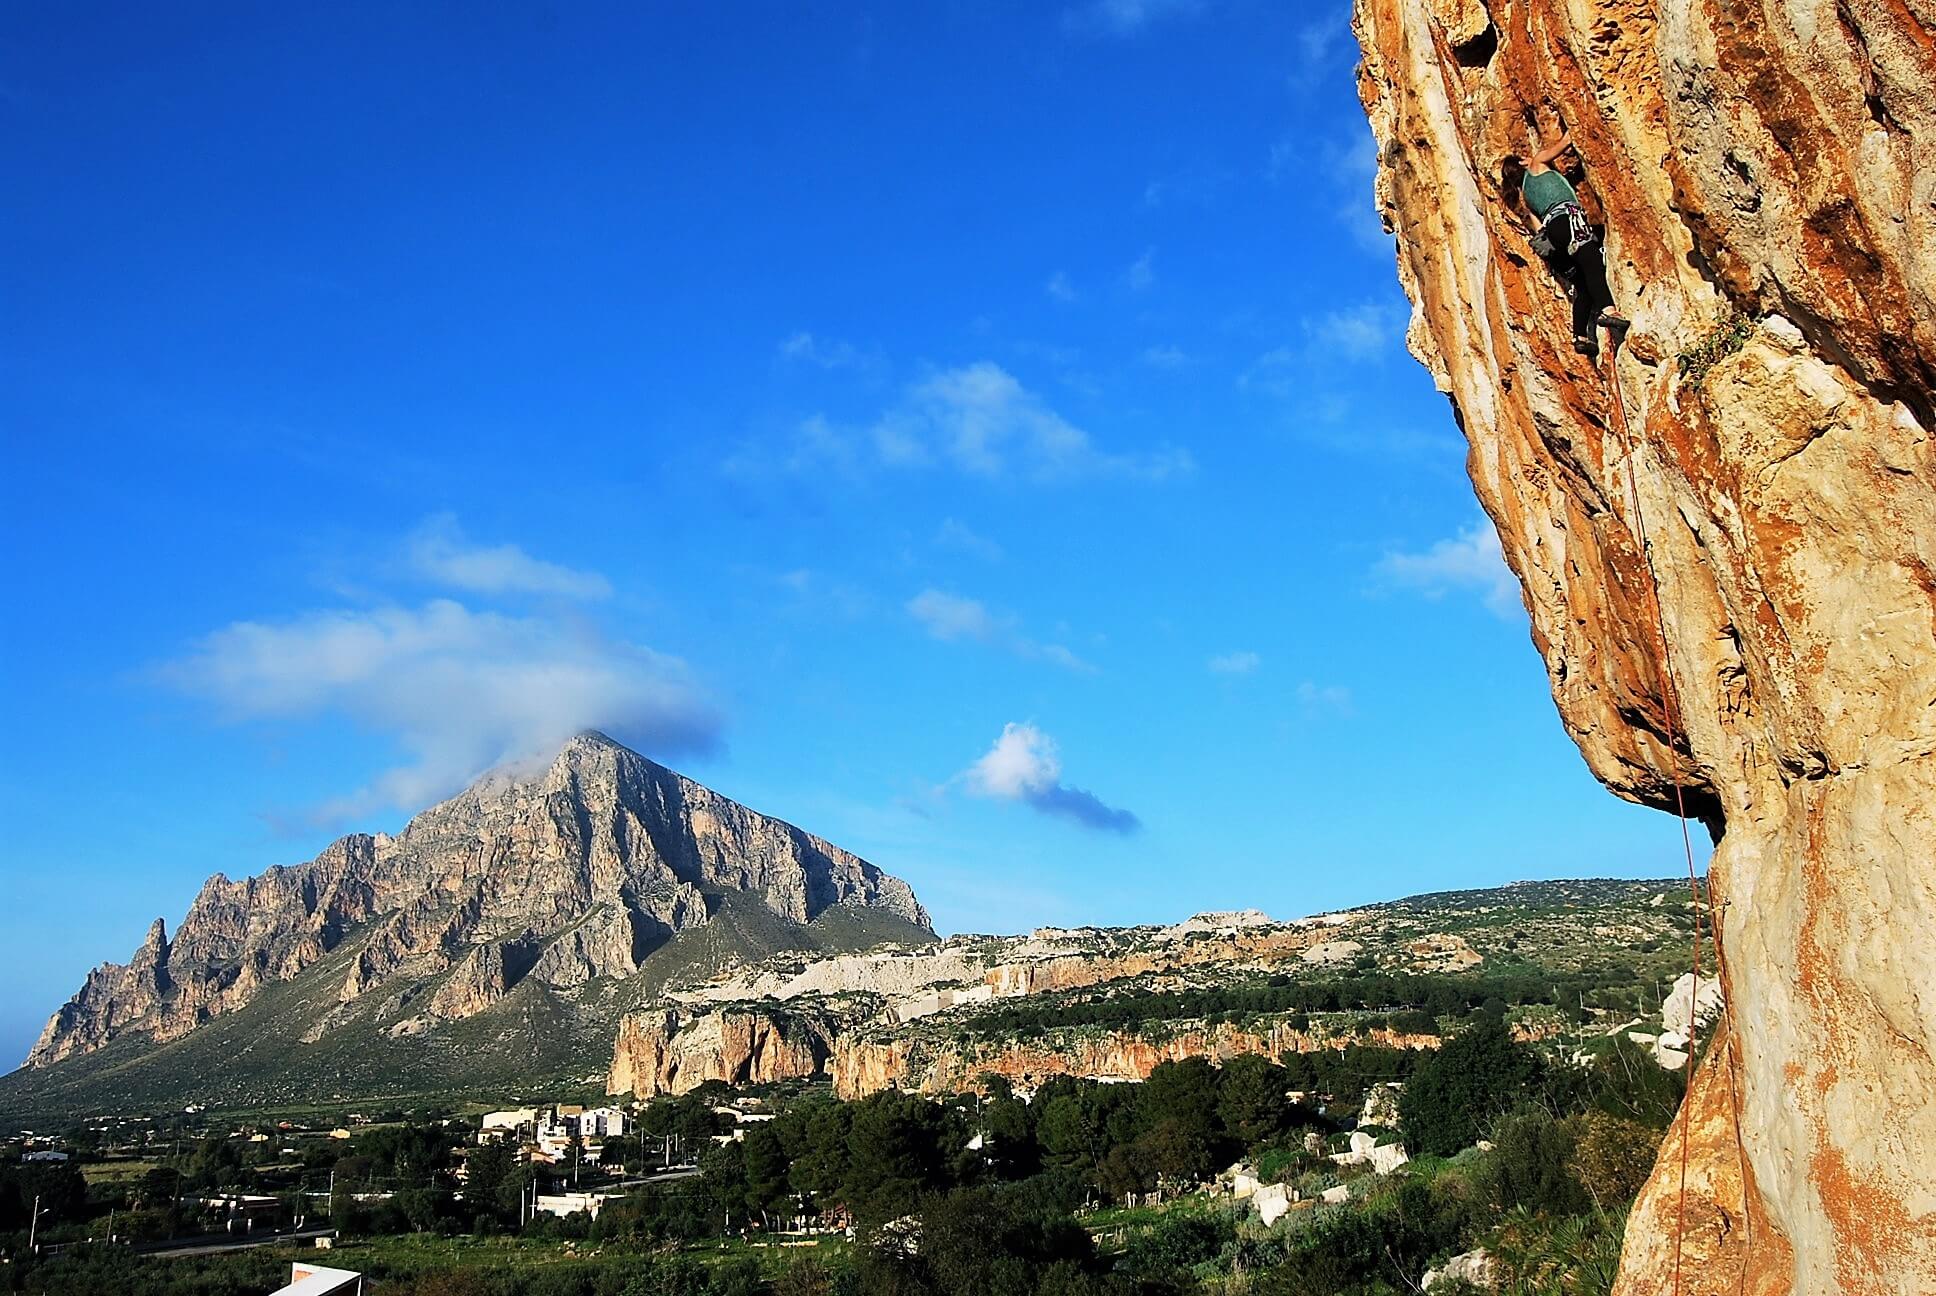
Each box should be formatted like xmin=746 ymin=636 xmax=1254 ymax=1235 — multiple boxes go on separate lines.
xmin=1600 ymin=340 xmax=1753 ymax=1295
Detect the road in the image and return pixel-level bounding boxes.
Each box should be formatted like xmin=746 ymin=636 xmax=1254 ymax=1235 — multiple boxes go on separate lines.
xmin=136 ymin=1226 xmax=336 ymax=1258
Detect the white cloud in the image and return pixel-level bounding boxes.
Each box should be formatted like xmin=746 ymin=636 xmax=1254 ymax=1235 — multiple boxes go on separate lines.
xmin=1067 ymin=0 xmax=1204 ymax=37
xmin=907 ymin=589 xmax=1096 ymax=672
xmin=779 ymin=331 xmax=873 ymax=371
xmin=935 ymin=518 xmax=1004 ymax=562
xmin=964 ymin=722 xmax=1139 ymax=834
xmin=1239 ymin=344 xmax=1301 ymax=399
xmin=966 ymin=722 xmax=1062 ymax=799
xmin=881 ymin=362 xmax=1192 ymax=482
xmin=405 ymin=515 xmax=610 ymax=600
xmin=1036 ymin=643 xmax=1098 ymax=674
xmin=1378 ymin=520 xmax=1523 ymax=618
xmin=737 ymin=362 xmax=1191 ymax=485
xmin=158 ymin=600 xmax=720 ymax=820
xmin=1045 ymin=271 xmax=1077 ymax=303
xmin=1208 ymin=650 xmax=1261 ymax=675
xmin=1289 ymin=10 xmax=1351 ymax=92
xmin=1327 ymin=129 xmax=1389 ymax=253
xmin=1296 ymin=680 xmax=1354 ymax=713
xmin=1268 ymin=121 xmax=1390 ymax=255
xmin=773 ymin=568 xmax=872 ymax=620
xmin=1141 ymin=344 xmax=1190 ymax=369
xmin=1308 ymin=302 xmax=1402 ymax=361
xmin=907 ymin=589 xmax=1003 ymax=642
xmin=1124 ymin=247 xmax=1156 ymax=293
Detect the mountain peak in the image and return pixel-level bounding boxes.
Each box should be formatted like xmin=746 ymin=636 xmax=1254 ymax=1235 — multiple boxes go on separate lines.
xmin=560 ymin=728 xmax=627 ymax=756
xmin=25 ymin=737 xmax=929 ymax=1074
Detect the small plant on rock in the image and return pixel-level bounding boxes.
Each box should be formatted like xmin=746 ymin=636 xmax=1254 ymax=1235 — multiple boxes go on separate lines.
xmin=1677 ymin=310 xmax=1755 ymax=385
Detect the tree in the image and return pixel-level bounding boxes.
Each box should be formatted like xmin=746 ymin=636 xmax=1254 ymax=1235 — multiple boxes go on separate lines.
xmin=1217 ymin=1054 xmax=1294 ymax=1147
xmin=842 ymin=1090 xmax=952 ymax=1222
xmin=599 ymin=1134 xmax=638 ymax=1169
xmin=1136 ymin=1058 xmax=1232 ymax=1184
xmin=464 ymin=1139 xmax=518 ymax=1228
xmin=1572 ymin=1111 xmax=1662 ymax=1210
xmin=361 ymin=1122 xmax=454 ymax=1183
xmin=1479 ymin=1107 xmax=1589 ymax=1216
xmin=1400 ymin=1016 xmax=1542 ymax=1157
xmin=976 ymin=1079 xmax=1041 ymax=1179
xmin=789 ymin=1099 xmax=854 ymax=1209
xmin=1137 ymin=1119 xmax=1218 ymax=1188
xmin=865 ymin=1186 xmax=1097 ymax=1296
xmin=742 ymin=1125 xmax=791 ymax=1223
xmin=183 ymin=1134 xmax=246 ymax=1188
xmin=1387 ymin=1008 xmax=1439 ymax=1036
xmin=1033 ymin=1093 xmax=1097 ymax=1176
xmin=397 ymin=1186 xmax=451 ymax=1234
xmin=0 ymin=1160 xmax=88 ymax=1230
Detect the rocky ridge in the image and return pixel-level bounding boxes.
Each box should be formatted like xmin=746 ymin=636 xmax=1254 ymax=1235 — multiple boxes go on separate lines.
xmin=27 ymin=732 xmax=929 ymax=1069
xmin=606 ymin=911 xmax=1361 ymax=1098
xmin=1352 ymin=1 xmax=1936 ymax=1291
xmin=607 ymin=880 xmax=1683 ymax=1102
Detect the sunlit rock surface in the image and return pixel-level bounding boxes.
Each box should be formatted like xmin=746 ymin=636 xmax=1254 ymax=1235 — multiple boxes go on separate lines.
xmin=1353 ymin=0 xmax=1935 ymax=1290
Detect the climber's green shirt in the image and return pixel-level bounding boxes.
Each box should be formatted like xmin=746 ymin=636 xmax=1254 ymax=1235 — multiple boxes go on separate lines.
xmin=1521 ymin=168 xmax=1578 ymax=219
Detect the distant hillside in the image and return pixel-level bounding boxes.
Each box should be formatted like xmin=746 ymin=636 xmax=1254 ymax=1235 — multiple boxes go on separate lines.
xmin=608 ymin=876 xmax=1699 ymax=1103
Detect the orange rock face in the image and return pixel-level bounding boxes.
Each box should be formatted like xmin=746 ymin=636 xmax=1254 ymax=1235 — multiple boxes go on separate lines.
xmin=829 ymin=1025 xmax=1439 ymax=1100
xmin=1352 ymin=1 xmax=1936 ymax=1291
xmin=608 ymin=1007 xmax=833 ymax=1098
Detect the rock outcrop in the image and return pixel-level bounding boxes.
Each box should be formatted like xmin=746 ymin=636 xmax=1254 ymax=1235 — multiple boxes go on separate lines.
xmin=28 ymin=732 xmax=929 ymax=1066
xmin=1353 ymin=2 xmax=1935 ymax=1292
xmin=828 ymin=1023 xmax=1441 ymax=1100
xmin=673 ymin=917 xmax=1351 ymax=1018
xmin=608 ymin=1007 xmax=834 ymax=1097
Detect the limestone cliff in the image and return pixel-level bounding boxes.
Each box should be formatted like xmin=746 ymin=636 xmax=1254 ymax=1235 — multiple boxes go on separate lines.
xmin=829 ymin=1023 xmax=1441 ymax=1100
xmin=1352 ymin=2 xmax=1935 ymax=1291
xmin=608 ymin=1007 xmax=834 ymax=1096
xmin=28 ymin=732 xmax=929 ymax=1067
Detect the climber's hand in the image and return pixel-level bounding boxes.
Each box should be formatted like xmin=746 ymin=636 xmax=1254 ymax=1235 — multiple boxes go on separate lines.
xmin=1531 ymin=130 xmax=1573 ymax=167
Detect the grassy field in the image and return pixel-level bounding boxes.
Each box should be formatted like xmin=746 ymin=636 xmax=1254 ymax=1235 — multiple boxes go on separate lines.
xmin=79 ymin=1157 xmax=160 ymax=1185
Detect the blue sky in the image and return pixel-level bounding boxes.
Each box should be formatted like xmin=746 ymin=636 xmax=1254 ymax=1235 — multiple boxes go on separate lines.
xmin=0 ymin=1 xmax=1699 ymax=1067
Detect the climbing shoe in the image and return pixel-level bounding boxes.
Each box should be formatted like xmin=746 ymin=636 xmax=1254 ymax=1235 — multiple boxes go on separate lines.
xmin=1597 ymin=311 xmax=1632 ymax=333
xmin=1573 ymin=335 xmax=1600 ymax=357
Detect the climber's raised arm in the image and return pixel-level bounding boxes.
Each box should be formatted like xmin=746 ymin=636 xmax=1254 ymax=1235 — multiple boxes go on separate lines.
xmin=1528 ymin=130 xmax=1572 ymax=171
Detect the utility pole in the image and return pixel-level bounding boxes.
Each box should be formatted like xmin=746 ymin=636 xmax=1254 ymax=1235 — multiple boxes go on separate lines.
xmin=28 ymin=1195 xmax=44 ymax=1252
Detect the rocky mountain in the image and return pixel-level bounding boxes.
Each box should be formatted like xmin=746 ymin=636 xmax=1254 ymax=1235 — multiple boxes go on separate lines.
xmin=8 ymin=733 xmax=929 ymax=1112
xmin=1353 ymin=2 xmax=1935 ymax=1292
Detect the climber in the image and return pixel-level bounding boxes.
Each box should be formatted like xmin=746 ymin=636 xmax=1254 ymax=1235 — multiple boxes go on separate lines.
xmin=1501 ymin=130 xmax=1629 ymax=356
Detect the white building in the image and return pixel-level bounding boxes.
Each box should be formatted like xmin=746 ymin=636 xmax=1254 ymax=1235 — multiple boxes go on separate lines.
xmin=577 ymin=1106 xmax=627 ymax=1138
xmin=533 ymin=1191 xmax=623 ymax=1220
xmin=480 ymin=1108 xmax=539 ymax=1135
xmin=270 ymin=1263 xmax=363 ymax=1296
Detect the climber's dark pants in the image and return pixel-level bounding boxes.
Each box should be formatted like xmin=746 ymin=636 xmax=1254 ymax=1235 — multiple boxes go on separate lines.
xmin=1541 ymin=216 xmax=1616 ymax=339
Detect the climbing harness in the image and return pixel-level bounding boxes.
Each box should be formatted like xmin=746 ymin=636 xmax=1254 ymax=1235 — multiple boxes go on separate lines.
xmin=1601 ymin=338 xmax=1754 ymax=1296
xmin=1540 ymin=201 xmax=1596 ymax=258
